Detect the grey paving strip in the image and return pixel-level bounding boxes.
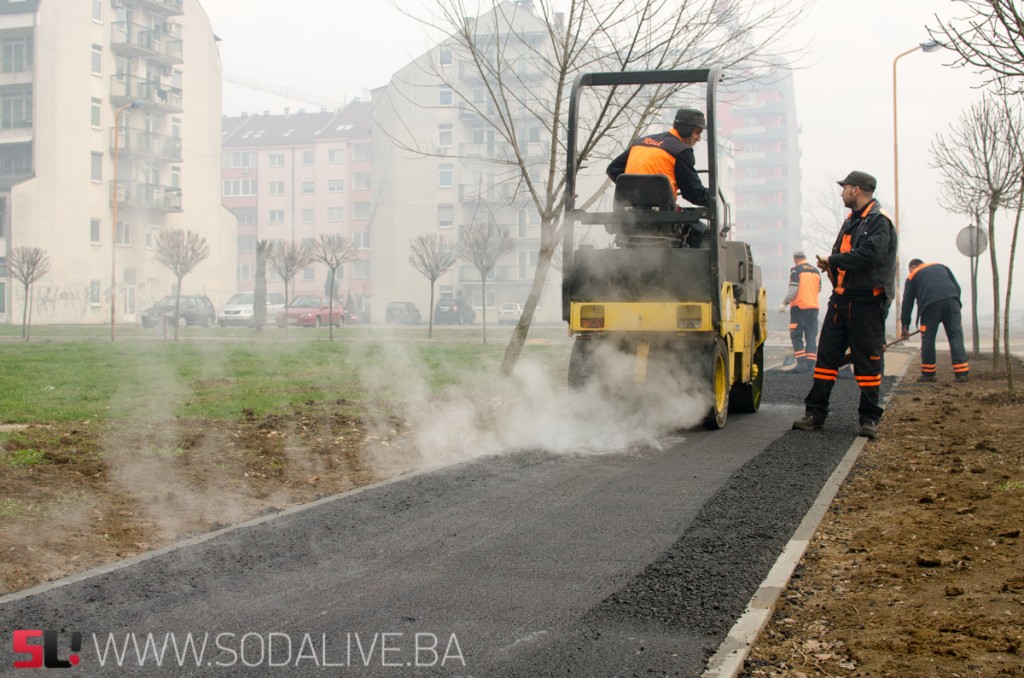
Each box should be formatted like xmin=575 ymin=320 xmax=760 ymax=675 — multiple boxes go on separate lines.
xmin=702 ymin=349 xmax=913 ymax=677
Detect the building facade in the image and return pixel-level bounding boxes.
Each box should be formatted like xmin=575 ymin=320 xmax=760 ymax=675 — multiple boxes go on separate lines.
xmin=0 ymin=0 xmax=234 ymax=325
xmin=220 ymin=102 xmax=373 ymax=318
xmin=717 ymin=71 xmax=803 ymax=308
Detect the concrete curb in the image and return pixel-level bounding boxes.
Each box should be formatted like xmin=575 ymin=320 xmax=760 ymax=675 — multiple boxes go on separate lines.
xmin=702 ymin=349 xmax=913 ymax=677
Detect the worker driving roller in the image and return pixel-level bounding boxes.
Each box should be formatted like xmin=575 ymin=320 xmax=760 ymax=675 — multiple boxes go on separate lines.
xmin=606 ymin=107 xmax=710 ymax=247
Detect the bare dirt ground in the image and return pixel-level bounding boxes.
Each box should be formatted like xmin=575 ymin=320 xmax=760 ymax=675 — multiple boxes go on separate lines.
xmin=2 ymin=352 xmax=1023 ymax=678
xmin=745 ymin=353 xmax=1024 ymax=677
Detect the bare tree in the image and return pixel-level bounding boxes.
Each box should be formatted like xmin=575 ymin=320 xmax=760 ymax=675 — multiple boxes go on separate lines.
xmin=459 ymin=219 xmax=514 ymax=344
xmin=930 ymin=0 xmax=1024 ymax=94
xmin=8 ymin=246 xmax=50 ymax=341
xmin=268 ymin=241 xmax=314 ymax=335
xmin=382 ymin=0 xmax=808 ymax=373
xmin=154 ymin=229 xmax=210 ymax=340
xmin=309 ymin=233 xmax=359 ymax=340
xmin=931 ymin=95 xmax=1023 ymax=368
xmin=252 ymin=239 xmax=271 ymax=331
xmin=998 ymin=93 xmax=1024 ymax=390
xmin=409 ymin=233 xmax=457 ymax=339
xmin=802 ymin=176 xmax=850 ymax=256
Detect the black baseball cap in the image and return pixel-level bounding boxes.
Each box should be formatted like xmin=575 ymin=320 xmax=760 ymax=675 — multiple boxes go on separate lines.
xmin=837 ymin=171 xmax=877 ymax=192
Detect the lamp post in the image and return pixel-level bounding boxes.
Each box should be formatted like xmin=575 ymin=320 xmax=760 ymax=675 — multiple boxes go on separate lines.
xmin=111 ymin=99 xmax=143 ymax=341
xmin=891 ymin=40 xmax=942 ymax=337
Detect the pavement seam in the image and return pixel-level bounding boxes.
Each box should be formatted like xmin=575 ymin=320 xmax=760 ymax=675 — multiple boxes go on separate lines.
xmin=702 ymin=349 xmax=912 ymax=677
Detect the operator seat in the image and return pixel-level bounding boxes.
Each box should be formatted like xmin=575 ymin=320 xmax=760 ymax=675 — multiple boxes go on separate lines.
xmin=611 ymin=174 xmax=705 ymax=248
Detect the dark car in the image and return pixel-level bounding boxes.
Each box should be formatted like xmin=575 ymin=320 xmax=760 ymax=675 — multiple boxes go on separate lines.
xmin=434 ymin=297 xmax=475 ymax=325
xmin=140 ymin=295 xmax=216 ymax=328
xmin=385 ymin=301 xmax=421 ymax=325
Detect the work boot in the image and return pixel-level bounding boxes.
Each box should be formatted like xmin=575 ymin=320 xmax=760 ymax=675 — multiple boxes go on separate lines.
xmin=917 ymin=374 xmax=937 ymax=383
xmin=858 ymin=421 xmax=879 ymax=440
xmin=792 ymin=415 xmax=823 ymax=432
xmin=955 ymin=373 xmax=970 ymax=383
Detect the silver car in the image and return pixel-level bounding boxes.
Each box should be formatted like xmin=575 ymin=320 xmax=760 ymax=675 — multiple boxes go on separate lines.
xmin=217 ymin=292 xmax=286 ymax=327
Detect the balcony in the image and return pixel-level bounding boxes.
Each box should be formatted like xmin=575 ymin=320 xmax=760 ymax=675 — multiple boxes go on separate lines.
xmin=110 ymin=74 xmax=182 ymax=113
xmin=458 ymin=181 xmax=520 ymax=203
xmin=110 ymin=127 xmax=182 ymax=162
xmin=111 ymin=22 xmax=183 ymax=64
xmin=129 ymin=0 xmax=184 ymax=16
xmin=109 ymin=180 xmax=182 ymax=212
xmin=0 ymin=59 xmax=33 ymax=87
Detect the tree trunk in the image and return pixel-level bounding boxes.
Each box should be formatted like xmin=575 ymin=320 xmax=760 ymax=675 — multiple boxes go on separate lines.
xmin=987 ymin=205 xmax=1001 ymax=370
xmin=327 ymin=269 xmax=335 ymax=341
xmin=253 ymin=247 xmax=268 ymax=331
xmin=21 ymin=281 xmax=29 ymax=341
xmin=428 ymin=280 xmax=436 ymax=340
xmin=1003 ymin=174 xmax=1023 ymax=391
xmin=481 ymin=278 xmax=487 ymax=345
xmin=173 ymin=279 xmax=183 ymax=341
xmin=501 ymin=235 xmax=557 ymax=375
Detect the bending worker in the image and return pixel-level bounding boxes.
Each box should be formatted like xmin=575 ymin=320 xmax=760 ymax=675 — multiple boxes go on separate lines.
xmin=778 ymin=250 xmax=821 ymax=373
xmin=606 ymin=108 xmax=709 ymax=207
xmin=900 ymin=259 xmax=970 ymax=382
xmin=792 ymin=170 xmax=897 ymax=441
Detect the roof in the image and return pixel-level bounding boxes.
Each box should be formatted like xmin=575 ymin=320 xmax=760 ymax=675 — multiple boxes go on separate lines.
xmin=221 ymin=101 xmax=372 ymax=148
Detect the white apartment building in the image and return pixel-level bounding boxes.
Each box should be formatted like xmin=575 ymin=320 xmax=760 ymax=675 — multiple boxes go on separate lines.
xmin=370 ymin=1 xmax=562 ymax=325
xmin=221 ymin=102 xmax=374 ymax=318
xmin=0 ymin=0 xmax=234 ymax=325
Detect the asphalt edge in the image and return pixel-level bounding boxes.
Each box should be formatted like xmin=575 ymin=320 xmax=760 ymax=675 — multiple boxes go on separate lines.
xmin=702 ymin=349 xmax=913 ymax=677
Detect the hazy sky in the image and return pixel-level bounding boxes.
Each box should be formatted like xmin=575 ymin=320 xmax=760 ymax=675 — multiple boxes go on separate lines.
xmin=201 ymin=0 xmax=1017 ymax=316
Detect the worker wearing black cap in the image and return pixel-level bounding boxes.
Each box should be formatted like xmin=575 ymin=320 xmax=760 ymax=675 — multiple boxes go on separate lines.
xmin=792 ymin=170 xmax=897 ymax=440
xmin=606 ymin=108 xmax=709 ymax=207
xmin=778 ymin=250 xmax=821 ymax=373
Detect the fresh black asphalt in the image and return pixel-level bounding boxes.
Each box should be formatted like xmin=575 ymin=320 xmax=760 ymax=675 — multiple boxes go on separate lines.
xmin=0 ymin=369 xmax=891 ymax=677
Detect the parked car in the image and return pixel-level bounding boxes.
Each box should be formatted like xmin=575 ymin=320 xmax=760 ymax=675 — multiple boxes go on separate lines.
xmin=434 ymin=297 xmax=475 ymax=325
xmin=276 ymin=295 xmax=345 ymax=327
xmin=385 ymin=301 xmax=422 ymax=325
xmin=217 ymin=292 xmax=286 ymax=327
xmin=140 ymin=295 xmax=216 ymax=329
xmin=497 ymin=303 xmax=523 ymax=325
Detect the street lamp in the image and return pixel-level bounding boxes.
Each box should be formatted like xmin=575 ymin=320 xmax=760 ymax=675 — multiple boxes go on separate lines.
xmin=891 ymin=40 xmax=942 ymax=337
xmin=110 ymin=99 xmax=143 ymax=341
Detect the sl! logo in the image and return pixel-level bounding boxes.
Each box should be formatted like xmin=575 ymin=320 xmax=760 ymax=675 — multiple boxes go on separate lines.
xmin=13 ymin=630 xmax=82 ymax=669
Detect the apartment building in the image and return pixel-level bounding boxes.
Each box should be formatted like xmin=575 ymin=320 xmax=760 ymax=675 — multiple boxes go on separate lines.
xmin=0 ymin=0 xmax=235 ymax=325
xmin=718 ymin=70 xmax=803 ymax=307
xmin=220 ymin=101 xmax=373 ymax=317
xmin=370 ymin=2 xmax=561 ymax=324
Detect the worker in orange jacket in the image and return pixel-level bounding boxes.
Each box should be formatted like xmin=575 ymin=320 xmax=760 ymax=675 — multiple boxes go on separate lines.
xmin=778 ymin=250 xmax=821 ymax=373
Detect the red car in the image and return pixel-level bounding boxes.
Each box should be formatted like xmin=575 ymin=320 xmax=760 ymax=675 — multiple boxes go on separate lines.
xmin=276 ymin=295 xmax=345 ymax=327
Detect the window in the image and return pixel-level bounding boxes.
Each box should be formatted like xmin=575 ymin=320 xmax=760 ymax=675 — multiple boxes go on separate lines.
xmin=440 ymin=49 xmax=452 ymax=65
xmin=90 ymin=218 xmax=101 ymax=244
xmin=302 ymin=209 xmax=314 ymax=224
xmin=92 ymin=0 xmax=102 ymax=21
xmin=222 ymin=179 xmax=257 ymax=196
xmin=438 ymin=124 xmax=453 ymax=147
xmin=352 ymin=173 xmax=371 ymax=191
xmin=439 ymin=86 xmax=453 ymax=106
xmin=327 ymin=148 xmax=344 ymax=164
xmin=2 ymin=37 xmax=32 ymax=74
xmin=327 ymin=179 xmax=343 ymax=193
xmin=302 ymin=265 xmax=315 ymax=281
xmin=353 ymin=230 xmax=370 ymax=249
xmin=269 ymin=181 xmax=284 ymax=195
xmin=353 ymin=260 xmax=370 ymax=279
xmin=302 ymin=150 xmax=314 ymax=165
xmin=1 ymin=87 xmax=32 ymax=129
xmin=232 ymin=208 xmax=256 ymax=224
xmin=91 ymin=152 xmax=103 ymax=182
xmin=438 ymin=204 xmax=454 ymax=228
xmin=91 ymin=45 xmax=102 ymax=75
xmin=237 ymin=235 xmax=257 ymax=253
xmin=269 ymin=209 xmax=284 ymax=224
xmin=302 ymin=181 xmax=314 ymax=194
xmin=0 ymin=281 xmax=4 ymax=314
xmin=116 ymin=221 xmax=130 ymax=245
xmin=269 ymin=153 xmax=285 ymax=168
xmin=327 ymin=207 xmax=343 ymax=222
xmin=90 ymin=98 xmax=101 ymax=127
xmin=89 ymin=280 xmax=101 ymax=305
xmin=353 ymin=201 xmax=372 ymax=220
xmin=226 ymin=151 xmax=255 ymax=168
xmin=145 ymin=226 xmax=160 ymax=249
xmin=438 ymin=164 xmax=453 ymax=187
xmin=237 ymin=264 xmax=253 ymax=282
xmin=351 ymin=144 xmax=371 ymax=162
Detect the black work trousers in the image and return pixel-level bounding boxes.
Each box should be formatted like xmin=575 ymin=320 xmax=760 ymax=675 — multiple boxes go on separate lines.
xmin=805 ymin=296 xmax=886 ymax=426
xmin=789 ymin=307 xmax=819 ymax=369
xmin=918 ymin=297 xmax=969 ymax=377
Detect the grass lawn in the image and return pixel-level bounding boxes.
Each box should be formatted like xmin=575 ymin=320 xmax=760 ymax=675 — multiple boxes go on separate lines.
xmin=0 ymin=325 xmax=571 ymax=423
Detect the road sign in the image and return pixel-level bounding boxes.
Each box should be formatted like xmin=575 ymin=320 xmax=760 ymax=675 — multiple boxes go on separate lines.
xmin=956 ymin=225 xmax=988 ymax=257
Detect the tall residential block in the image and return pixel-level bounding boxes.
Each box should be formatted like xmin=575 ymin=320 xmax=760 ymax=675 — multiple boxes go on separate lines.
xmin=0 ymin=0 xmax=234 ymax=325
